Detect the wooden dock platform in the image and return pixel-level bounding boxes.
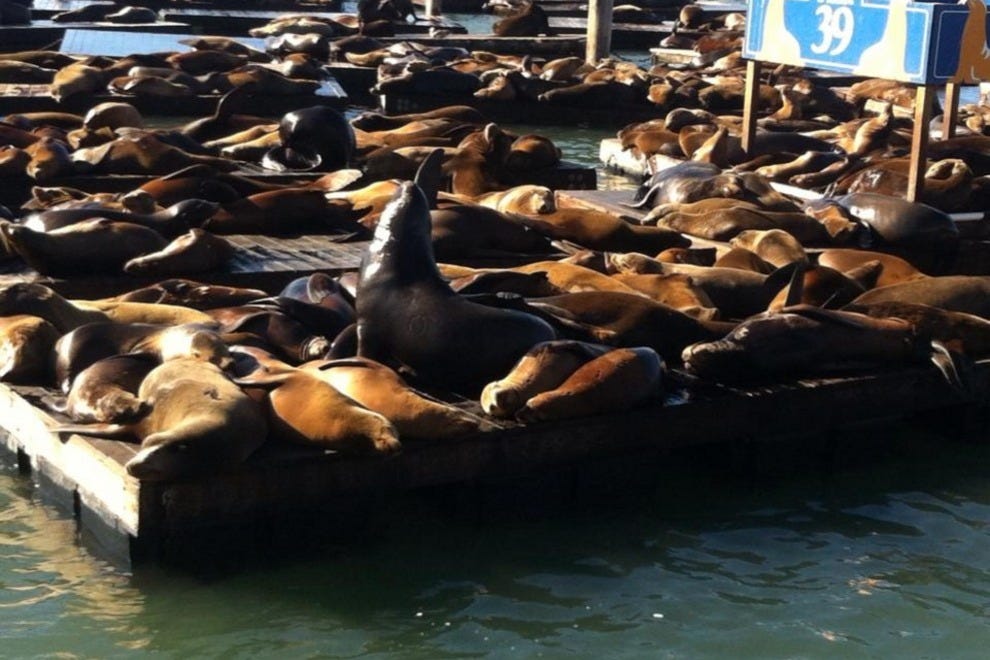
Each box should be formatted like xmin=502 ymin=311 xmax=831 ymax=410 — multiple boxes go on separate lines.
xmin=380 ymin=92 xmax=661 ymax=126
xmin=156 ymin=8 xmax=466 ymax=37
xmin=0 ymin=20 xmax=192 ymax=51
xmin=29 ymin=0 xmax=344 ymax=16
xmin=57 ymin=27 xmax=269 ymax=56
xmin=376 ymin=34 xmax=585 ymax=57
xmin=2 ymin=358 xmax=985 ymax=564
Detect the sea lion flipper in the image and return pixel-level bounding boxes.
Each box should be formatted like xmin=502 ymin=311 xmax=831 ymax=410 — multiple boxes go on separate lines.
xmin=413 ymin=149 xmax=445 ymax=210
xmin=54 ymin=422 xmax=135 ymax=440
xmin=929 ymin=340 xmax=974 ymax=399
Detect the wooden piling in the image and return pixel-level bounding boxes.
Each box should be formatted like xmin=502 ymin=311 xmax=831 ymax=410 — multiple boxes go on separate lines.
xmin=585 ymin=0 xmax=614 ymax=63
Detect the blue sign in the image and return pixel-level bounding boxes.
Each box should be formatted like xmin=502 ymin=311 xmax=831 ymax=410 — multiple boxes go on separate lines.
xmin=743 ymin=0 xmax=990 ymax=84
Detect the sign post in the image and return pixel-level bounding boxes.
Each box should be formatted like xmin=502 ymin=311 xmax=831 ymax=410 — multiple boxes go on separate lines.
xmin=742 ymin=0 xmax=990 ymax=202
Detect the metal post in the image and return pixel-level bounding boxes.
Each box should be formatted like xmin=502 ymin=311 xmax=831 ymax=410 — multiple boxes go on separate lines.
xmin=586 ymin=0 xmax=614 ymax=64
xmin=907 ymin=84 xmax=934 ymax=203
xmin=741 ymin=59 xmax=762 ymax=157
xmin=425 ymin=0 xmax=442 ymax=19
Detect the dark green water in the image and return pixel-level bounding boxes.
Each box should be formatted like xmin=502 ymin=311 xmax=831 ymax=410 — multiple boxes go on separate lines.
xmin=4 ymin=424 xmax=990 ymax=657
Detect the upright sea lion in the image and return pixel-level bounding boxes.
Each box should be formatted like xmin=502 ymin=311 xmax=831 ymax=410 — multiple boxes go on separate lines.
xmin=357 ymin=180 xmax=556 ymax=395
xmin=516 ymin=347 xmax=663 ymax=423
xmin=59 ymin=359 xmax=268 ymax=481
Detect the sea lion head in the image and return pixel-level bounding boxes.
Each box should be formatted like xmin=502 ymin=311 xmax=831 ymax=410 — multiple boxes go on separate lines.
xmin=361 ymin=180 xmax=438 ymax=285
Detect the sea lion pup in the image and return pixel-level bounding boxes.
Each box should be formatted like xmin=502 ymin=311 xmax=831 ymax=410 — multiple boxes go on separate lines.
xmin=481 ymin=340 xmax=611 ymax=418
xmin=0 ymin=219 xmax=168 ymax=277
xmin=107 ymin=280 xmax=267 ymax=309
xmin=356 ymin=180 xmax=556 ymax=396
xmin=817 ymin=248 xmax=928 ymax=288
xmin=515 ymin=346 xmax=663 ymax=423
xmin=232 ymin=365 xmax=400 ymax=455
xmin=123 ymin=228 xmax=233 ymax=276
xmin=0 ymin=315 xmax=59 ymax=384
xmin=61 ymin=354 xmax=159 ymax=423
xmin=59 ymin=359 xmax=268 ymax=482
xmin=53 ymin=322 xmax=232 ymax=392
xmin=681 ymin=305 xmax=937 ymax=383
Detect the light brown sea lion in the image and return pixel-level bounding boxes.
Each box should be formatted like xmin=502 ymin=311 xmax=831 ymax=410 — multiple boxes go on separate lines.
xmin=516 ymin=347 xmax=663 ymax=422
xmin=23 ymin=137 xmax=72 ymax=182
xmin=123 ymin=228 xmax=232 ymax=276
xmin=610 ymin=272 xmax=718 ymax=318
xmin=480 ymin=340 xmax=611 ymax=417
xmin=848 ymin=276 xmax=990 ymax=318
xmin=514 ymin=202 xmax=691 ymax=253
xmin=474 ymin=185 xmax=556 ymax=215
xmin=83 ymin=102 xmax=144 ymax=131
xmin=513 ymin=261 xmax=642 ymax=295
xmin=235 ymin=368 xmax=400 ymax=455
xmin=682 ymin=305 xmax=934 ymax=383
xmin=54 ymin=322 xmax=231 ymax=392
xmin=644 ymin=198 xmax=834 ymax=245
xmin=50 ymin=62 xmax=106 ymax=101
xmin=0 ymin=283 xmax=109 ymax=333
xmin=0 ymin=219 xmax=167 ymax=277
xmin=72 ymin=135 xmax=239 ymax=175
xmin=817 ymin=248 xmax=928 ymax=288
xmin=729 ymin=229 xmax=809 ymax=268
xmin=166 ymin=50 xmax=248 ymax=75
xmin=713 ymin=247 xmax=775 ymax=274
xmin=58 ymin=359 xmax=268 ymax=481
xmin=202 ymin=124 xmax=279 ymax=154
xmin=357 ymin=180 xmax=556 ymax=395
xmin=104 ymin=6 xmax=159 ymax=23
xmin=0 ymin=315 xmax=59 ymax=384
xmin=74 ymin=299 xmax=213 ymax=326
xmin=61 ymin=353 xmax=159 ymax=423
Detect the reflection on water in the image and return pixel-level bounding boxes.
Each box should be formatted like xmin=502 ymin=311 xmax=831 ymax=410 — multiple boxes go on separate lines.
xmin=2 ymin=424 xmax=990 ymax=657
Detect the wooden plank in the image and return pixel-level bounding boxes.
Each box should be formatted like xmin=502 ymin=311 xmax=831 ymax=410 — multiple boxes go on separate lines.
xmin=157 ymin=9 xmax=466 ymax=37
xmin=31 ymin=0 xmax=344 ymax=13
xmin=740 ymin=58 xmax=761 ymax=157
xmin=376 ymin=34 xmax=586 ymax=57
xmin=59 ymin=28 xmax=269 ymax=55
xmin=0 ymin=21 xmax=192 ymax=50
xmin=907 ymin=84 xmax=934 ymax=203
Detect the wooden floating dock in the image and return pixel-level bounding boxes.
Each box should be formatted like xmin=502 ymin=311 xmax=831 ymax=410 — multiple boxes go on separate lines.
xmin=549 ymin=17 xmax=675 ymax=49
xmin=29 ymin=0 xmax=344 ymax=16
xmin=58 ymin=27 xmax=269 ymax=56
xmin=0 ymin=80 xmax=347 ymax=115
xmin=0 ymin=234 xmax=369 ymax=298
xmin=0 ymin=20 xmax=192 ymax=51
xmin=375 ymin=34 xmax=586 ymax=57
xmin=2 ymin=359 xmax=985 ymax=564
xmin=380 ymin=92 xmax=662 ymax=126
xmin=156 ymin=8 xmax=466 ymax=38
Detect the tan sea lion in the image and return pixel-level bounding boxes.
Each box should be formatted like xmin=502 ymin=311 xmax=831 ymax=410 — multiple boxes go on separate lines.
xmin=817 ymin=248 xmax=928 ymax=288
xmin=516 ymin=347 xmax=663 ymax=422
xmin=83 ymin=102 xmax=144 ymax=131
xmin=848 ymin=276 xmax=990 ymax=319
xmin=729 ymin=229 xmax=809 ymax=268
xmin=480 ymin=340 xmax=611 ymax=418
xmin=50 ymin=62 xmax=106 ymax=102
xmin=0 ymin=315 xmax=59 ymax=384
xmin=235 ymin=368 xmax=400 ymax=455
xmin=610 ymin=272 xmax=718 ymax=317
xmin=844 ymin=301 xmax=990 ymax=358
xmin=713 ymin=247 xmax=775 ymax=274
xmin=0 ymin=283 xmax=109 ymax=332
xmin=61 ymin=353 xmax=158 ymax=423
xmin=59 ymin=359 xmax=268 ymax=481
xmin=107 ymin=280 xmax=267 ymax=309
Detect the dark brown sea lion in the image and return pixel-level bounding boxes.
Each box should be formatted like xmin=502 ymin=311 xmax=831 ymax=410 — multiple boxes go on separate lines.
xmin=0 ymin=315 xmax=59 ymax=384
xmin=71 ymin=135 xmax=239 ymax=175
xmin=51 ymin=2 xmax=118 ymax=22
xmin=681 ymin=305 xmax=936 ymax=383
xmin=0 ymin=219 xmax=167 ymax=277
xmin=22 ymin=198 xmax=217 ymax=237
xmin=481 ymin=340 xmax=611 ymax=417
xmin=208 ymin=306 xmax=332 ymax=363
xmin=494 ymin=1 xmax=553 ymax=36
xmin=203 ymin=188 xmax=354 ymax=236
xmin=53 ymin=321 xmax=230 ymax=392
xmin=166 ymin=50 xmax=247 ymax=75
xmin=108 ymin=280 xmax=267 ymax=309
xmin=350 ymin=106 xmax=487 ymax=131
xmin=0 ymin=60 xmax=56 ymax=84
xmin=357 ymin=180 xmax=556 ymax=395
xmin=123 ymin=228 xmax=233 ymax=276
xmin=61 ymin=353 xmax=159 ymax=423
xmin=430 ymin=203 xmax=554 ymax=260
xmin=767 ymin=263 xmax=878 ymax=311
xmin=527 ymin=291 xmax=735 ymax=362
xmin=517 ymin=346 xmax=663 ymax=423
xmin=844 ymin=301 xmax=990 ymax=358
xmin=263 ymin=105 xmax=355 ymax=172
xmin=58 ymin=358 xmax=268 ymax=481
xmin=514 ymin=203 xmax=691 ymax=253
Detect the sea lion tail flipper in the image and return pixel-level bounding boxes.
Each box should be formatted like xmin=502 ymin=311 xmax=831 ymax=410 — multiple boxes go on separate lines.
xmin=54 ymin=422 xmax=135 ymax=440
xmin=232 ymin=369 xmax=296 ymax=387
xmin=929 ymin=340 xmax=974 ymax=400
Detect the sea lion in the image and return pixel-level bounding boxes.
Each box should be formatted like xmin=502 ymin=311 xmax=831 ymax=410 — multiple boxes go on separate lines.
xmin=844 ymin=301 xmax=990 ymax=358
xmin=767 ymin=263 xmax=878 ymax=311
xmin=203 ymin=188 xmax=354 ymax=235
xmin=123 ymin=229 xmax=233 ymax=276
xmin=108 ymin=280 xmax=267 ymax=309
xmin=263 ymin=105 xmax=355 ymax=172
xmin=0 ymin=60 xmax=57 ymax=84
xmin=71 ymin=134 xmax=239 ymax=175
xmin=21 ymin=198 xmax=217 ymax=237
xmin=0 ymin=315 xmax=59 ymax=384
xmin=233 ymin=367 xmax=400 ymax=455
xmin=848 ymin=276 xmax=990 ymax=319
xmin=0 ymin=219 xmax=168 ymax=277
xmin=83 ymin=102 xmax=144 ymax=131
xmin=729 ymin=229 xmax=808 ymax=268
xmin=430 ymin=203 xmax=554 ymax=260
xmin=50 ymin=62 xmax=106 ymax=102
xmin=61 ymin=353 xmax=158 ymax=423
xmin=53 ymin=322 xmax=232 ymax=392
xmin=105 ymin=6 xmax=159 ymax=23
xmin=514 ymin=203 xmax=691 ymax=253
xmin=59 ymin=359 xmax=268 ymax=481
xmin=816 ymin=193 xmax=959 ymax=250
xmin=474 ymin=185 xmax=556 ymax=215
xmin=516 ymin=347 xmax=663 ymax=422
xmin=208 ymin=305 xmax=332 ymax=363
xmin=24 ymin=137 xmax=72 ymax=182
xmin=817 ymin=248 xmax=928 ymax=288
xmin=480 ymin=340 xmax=611 ymax=417
xmin=713 ymin=247 xmax=775 ymax=274
xmin=681 ymin=305 xmax=935 ymax=383
xmin=0 ymin=283 xmax=109 ymax=332
xmin=357 ymin=180 xmax=556 ymax=395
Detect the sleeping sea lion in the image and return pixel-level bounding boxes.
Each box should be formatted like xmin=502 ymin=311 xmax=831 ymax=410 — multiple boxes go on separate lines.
xmin=61 ymin=353 xmax=159 ymax=423
xmin=123 ymin=228 xmax=233 ymax=276
xmin=0 ymin=315 xmax=59 ymax=384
